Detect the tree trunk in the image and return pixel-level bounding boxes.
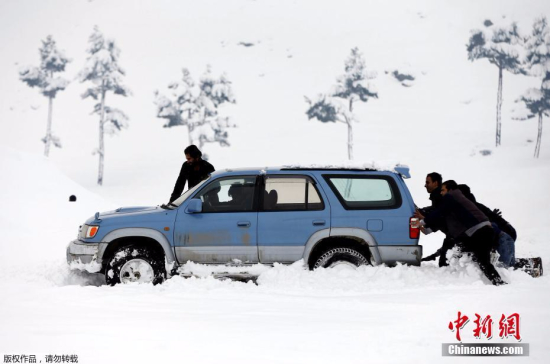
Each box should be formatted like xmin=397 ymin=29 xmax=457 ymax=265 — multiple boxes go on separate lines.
xmin=186 ymin=109 xmax=194 ymax=146
xmin=534 ymin=112 xmax=543 ymax=158
xmin=347 ymin=119 xmax=353 ymax=160
xmin=98 ymin=88 xmax=106 ymax=186
xmin=496 ymin=66 xmax=503 ymax=147
xmin=347 ymin=98 xmax=354 ymax=160
xmin=44 ymin=96 xmax=53 ymax=157
xmin=187 ymin=125 xmax=193 ymax=145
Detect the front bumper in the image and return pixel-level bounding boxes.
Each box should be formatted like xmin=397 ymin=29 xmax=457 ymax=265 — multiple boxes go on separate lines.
xmin=66 ymin=239 xmax=102 ymax=272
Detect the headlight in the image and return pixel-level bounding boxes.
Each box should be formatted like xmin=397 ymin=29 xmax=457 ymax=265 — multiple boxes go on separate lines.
xmin=85 ymin=225 xmax=100 ymax=238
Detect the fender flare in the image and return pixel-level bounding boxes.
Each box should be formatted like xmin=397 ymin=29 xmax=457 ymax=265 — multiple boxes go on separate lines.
xmin=302 ymin=229 xmax=331 ymax=263
xmin=100 ymin=228 xmax=176 ymax=264
xmin=302 ymin=228 xmax=382 ymax=265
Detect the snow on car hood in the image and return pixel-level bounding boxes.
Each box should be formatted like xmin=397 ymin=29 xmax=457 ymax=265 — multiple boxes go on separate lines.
xmin=100 ymin=206 xmax=159 ymax=217
xmin=84 ymin=206 xmax=164 ymax=224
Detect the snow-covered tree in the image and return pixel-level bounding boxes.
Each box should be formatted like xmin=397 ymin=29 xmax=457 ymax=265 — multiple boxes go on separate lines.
xmin=19 ymin=35 xmax=70 ymax=157
xmin=467 ymin=19 xmax=524 ymax=147
xmin=79 ymin=26 xmax=131 ymax=185
xmin=154 ymin=66 xmax=236 ymax=153
xmin=305 ymin=47 xmax=377 ymax=160
xmin=515 ymin=17 xmax=550 ymax=158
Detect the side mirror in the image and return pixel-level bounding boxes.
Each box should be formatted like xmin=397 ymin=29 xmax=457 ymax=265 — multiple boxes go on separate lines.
xmin=186 ymin=199 xmax=203 ymax=213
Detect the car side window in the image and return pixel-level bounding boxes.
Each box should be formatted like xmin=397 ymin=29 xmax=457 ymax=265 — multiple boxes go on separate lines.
xmin=263 ymin=177 xmax=324 ymax=211
xmin=324 ymin=175 xmax=402 ymax=209
xmin=196 ymin=176 xmax=256 ymax=213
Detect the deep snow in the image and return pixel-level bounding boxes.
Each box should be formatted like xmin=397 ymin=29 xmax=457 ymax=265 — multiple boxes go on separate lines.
xmin=1 ymin=0 xmax=550 ymax=363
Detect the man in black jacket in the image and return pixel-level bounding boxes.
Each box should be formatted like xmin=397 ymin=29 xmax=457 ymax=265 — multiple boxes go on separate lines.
xmin=455 ymin=184 xmax=542 ymax=276
xmin=168 ymin=145 xmax=215 ymax=203
xmin=457 ymin=184 xmax=516 ymax=241
xmin=417 ymin=172 xmax=443 ymax=215
xmin=417 ymin=172 xmax=456 ymax=266
xmin=418 ymin=180 xmax=505 ymax=286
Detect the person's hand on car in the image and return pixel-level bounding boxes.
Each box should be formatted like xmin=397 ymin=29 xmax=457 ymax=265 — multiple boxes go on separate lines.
xmin=413 ymin=209 xmax=424 ymax=219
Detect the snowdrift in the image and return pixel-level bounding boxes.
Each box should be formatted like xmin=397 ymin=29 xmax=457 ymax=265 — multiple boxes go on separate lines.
xmin=0 ymin=146 xmax=115 ymax=284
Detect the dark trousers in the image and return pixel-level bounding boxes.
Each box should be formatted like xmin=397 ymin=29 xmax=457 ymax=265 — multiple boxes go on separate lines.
xmin=420 ymin=238 xmax=457 ymax=266
xmin=438 ymin=238 xmax=457 ymax=267
xmin=461 ymin=226 xmax=505 ymax=285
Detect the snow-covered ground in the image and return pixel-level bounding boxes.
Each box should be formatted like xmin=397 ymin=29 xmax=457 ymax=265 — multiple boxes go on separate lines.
xmin=1 ymin=0 xmax=550 ymax=363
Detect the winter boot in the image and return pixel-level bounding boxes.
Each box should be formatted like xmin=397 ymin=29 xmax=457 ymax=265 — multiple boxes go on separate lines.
xmin=514 ymin=257 xmax=543 ymax=278
xmin=532 ymin=257 xmax=543 ymax=278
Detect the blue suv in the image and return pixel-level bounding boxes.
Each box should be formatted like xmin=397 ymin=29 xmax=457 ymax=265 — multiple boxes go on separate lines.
xmin=67 ymin=166 xmax=422 ymax=284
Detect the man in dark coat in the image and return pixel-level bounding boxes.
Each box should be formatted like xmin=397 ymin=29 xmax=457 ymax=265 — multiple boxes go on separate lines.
xmin=417 ymin=172 xmax=456 ymax=266
xmin=425 ymin=172 xmax=443 ymax=209
xmin=168 ymin=145 xmax=215 ymax=203
xmin=455 ymin=184 xmax=542 ymax=276
xmin=457 ymin=184 xmax=516 ymax=241
xmin=418 ymin=180 xmax=505 ymax=286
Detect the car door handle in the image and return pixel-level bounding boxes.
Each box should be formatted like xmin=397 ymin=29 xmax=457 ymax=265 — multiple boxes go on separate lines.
xmin=312 ymin=220 xmax=326 ymax=226
xmin=237 ymin=221 xmax=251 ymax=227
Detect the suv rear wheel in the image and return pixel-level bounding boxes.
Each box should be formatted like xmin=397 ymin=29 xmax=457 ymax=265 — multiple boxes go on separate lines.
xmin=313 ymin=246 xmax=371 ymax=269
xmin=105 ymin=246 xmax=165 ymax=285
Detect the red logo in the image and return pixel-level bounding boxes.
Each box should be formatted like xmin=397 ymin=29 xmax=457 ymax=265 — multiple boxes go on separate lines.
xmin=449 ymin=312 xmax=521 ymax=342
xmin=448 ymin=311 xmax=470 ymax=341
xmin=473 ymin=314 xmax=493 ymax=339
xmin=499 ymin=313 xmax=521 ymax=341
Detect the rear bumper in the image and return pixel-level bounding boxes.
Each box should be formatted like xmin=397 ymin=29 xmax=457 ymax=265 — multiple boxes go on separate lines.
xmin=377 ymin=245 xmax=422 ymax=266
xmin=66 ymin=239 xmax=102 ymax=272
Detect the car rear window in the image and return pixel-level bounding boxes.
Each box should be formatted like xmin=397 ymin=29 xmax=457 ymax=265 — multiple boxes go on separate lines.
xmin=323 ymin=175 xmax=402 ymax=209
xmin=263 ymin=176 xmax=324 ymax=211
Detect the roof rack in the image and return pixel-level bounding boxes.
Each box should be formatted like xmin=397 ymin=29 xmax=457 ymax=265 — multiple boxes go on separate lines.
xmin=281 ymin=165 xmax=411 ymax=179
xmin=280 ymin=167 xmax=379 ymax=172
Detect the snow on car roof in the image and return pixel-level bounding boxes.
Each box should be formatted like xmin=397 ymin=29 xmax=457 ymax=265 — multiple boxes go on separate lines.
xmin=216 ymin=162 xmax=411 ymax=178
xmin=282 ymin=162 xmax=410 ymax=178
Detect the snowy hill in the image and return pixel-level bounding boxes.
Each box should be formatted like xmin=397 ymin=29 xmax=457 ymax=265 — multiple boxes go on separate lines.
xmin=0 ymin=146 xmax=115 ymax=270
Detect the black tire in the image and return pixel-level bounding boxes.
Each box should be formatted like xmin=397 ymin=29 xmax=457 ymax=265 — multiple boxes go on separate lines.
xmin=312 ymin=246 xmax=371 ymax=270
xmin=105 ymin=246 xmax=166 ymax=286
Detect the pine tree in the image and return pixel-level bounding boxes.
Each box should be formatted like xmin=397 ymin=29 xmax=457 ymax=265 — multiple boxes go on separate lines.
xmin=467 ymin=20 xmax=524 ymax=147
xmin=154 ymin=66 xmax=236 ymax=153
xmin=305 ymin=47 xmax=377 ymax=160
xmin=515 ymin=17 xmax=550 ymax=158
xmin=19 ymin=35 xmax=70 ymax=157
xmin=79 ymin=26 xmax=131 ymax=185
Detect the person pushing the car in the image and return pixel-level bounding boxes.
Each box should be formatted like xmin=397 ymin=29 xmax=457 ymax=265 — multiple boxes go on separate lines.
xmin=168 ymin=145 xmax=215 ymax=203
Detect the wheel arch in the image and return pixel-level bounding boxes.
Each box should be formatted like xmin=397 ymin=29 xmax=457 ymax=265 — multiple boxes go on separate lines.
xmin=99 ymin=228 xmax=176 ymax=270
xmin=303 ymin=228 xmax=382 ymax=268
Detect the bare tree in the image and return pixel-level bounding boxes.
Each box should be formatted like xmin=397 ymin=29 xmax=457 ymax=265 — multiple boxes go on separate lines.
xmin=305 ymin=48 xmax=377 ymax=160
xmin=154 ymin=66 xmax=236 ymax=155
xmin=515 ymin=17 xmax=550 ymax=158
xmin=79 ymin=27 xmax=131 ymax=185
xmin=19 ymin=35 xmax=70 ymax=156
xmin=467 ymin=19 xmax=524 ymax=147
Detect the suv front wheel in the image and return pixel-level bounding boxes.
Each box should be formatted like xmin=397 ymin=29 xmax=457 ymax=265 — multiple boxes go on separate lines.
xmin=313 ymin=246 xmax=371 ymax=269
xmin=105 ymin=246 xmax=165 ymax=285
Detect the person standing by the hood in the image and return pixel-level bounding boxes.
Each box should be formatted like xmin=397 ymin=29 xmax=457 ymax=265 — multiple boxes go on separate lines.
xmin=168 ymin=145 xmax=215 ymax=203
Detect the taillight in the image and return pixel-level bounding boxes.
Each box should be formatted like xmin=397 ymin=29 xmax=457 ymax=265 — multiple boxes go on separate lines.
xmin=410 ymin=217 xmax=420 ymax=239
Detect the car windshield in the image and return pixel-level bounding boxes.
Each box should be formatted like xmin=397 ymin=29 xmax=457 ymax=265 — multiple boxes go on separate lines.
xmin=171 ymin=177 xmax=211 ymax=207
